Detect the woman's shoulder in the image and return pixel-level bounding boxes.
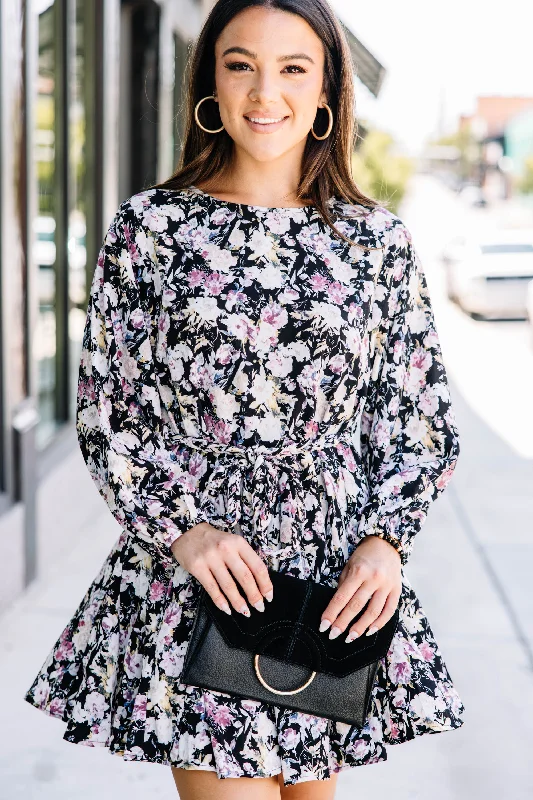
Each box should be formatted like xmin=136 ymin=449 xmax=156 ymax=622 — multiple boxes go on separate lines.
xmin=329 ymin=196 xmax=412 ymax=254
xmin=113 ymin=186 xmax=199 ymax=230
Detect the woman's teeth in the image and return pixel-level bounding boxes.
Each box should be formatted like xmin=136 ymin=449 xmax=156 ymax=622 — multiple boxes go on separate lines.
xmin=246 ymin=117 xmax=284 ymax=124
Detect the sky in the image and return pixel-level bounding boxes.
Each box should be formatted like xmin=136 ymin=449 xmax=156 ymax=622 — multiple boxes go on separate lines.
xmin=333 ymin=0 xmax=533 ymax=156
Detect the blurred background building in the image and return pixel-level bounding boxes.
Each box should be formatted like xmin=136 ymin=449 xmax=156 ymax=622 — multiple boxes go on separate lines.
xmin=0 ymin=0 xmax=385 ymax=608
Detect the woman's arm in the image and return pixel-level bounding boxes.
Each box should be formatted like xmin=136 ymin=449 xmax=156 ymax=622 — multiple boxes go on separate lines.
xmin=319 ymin=220 xmax=460 ymax=640
xmin=356 ymin=220 xmax=461 ymax=565
xmin=76 ymin=203 xmax=209 ymax=567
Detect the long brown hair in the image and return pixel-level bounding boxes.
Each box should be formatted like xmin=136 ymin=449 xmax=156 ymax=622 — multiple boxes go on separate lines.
xmin=149 ymin=0 xmax=385 ymax=250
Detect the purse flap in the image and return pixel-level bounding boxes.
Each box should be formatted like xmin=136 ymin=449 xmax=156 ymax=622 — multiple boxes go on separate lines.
xmin=198 ymin=567 xmax=399 ymax=678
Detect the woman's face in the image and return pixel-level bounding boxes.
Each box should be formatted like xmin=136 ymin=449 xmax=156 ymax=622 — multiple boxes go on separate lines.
xmin=213 ymin=7 xmax=327 ymax=164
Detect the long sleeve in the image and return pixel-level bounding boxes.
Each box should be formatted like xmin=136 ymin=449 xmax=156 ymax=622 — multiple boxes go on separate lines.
xmin=357 ymin=222 xmax=460 ymax=566
xmin=76 ymin=204 xmax=208 ymax=566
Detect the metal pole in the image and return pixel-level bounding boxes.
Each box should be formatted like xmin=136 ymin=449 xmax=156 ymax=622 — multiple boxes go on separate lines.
xmin=12 ymin=399 xmax=39 ymax=587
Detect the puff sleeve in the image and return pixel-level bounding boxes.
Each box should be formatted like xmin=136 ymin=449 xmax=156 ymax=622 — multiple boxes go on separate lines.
xmin=76 ymin=204 xmax=209 ymax=566
xmin=357 ymin=222 xmax=460 ymax=566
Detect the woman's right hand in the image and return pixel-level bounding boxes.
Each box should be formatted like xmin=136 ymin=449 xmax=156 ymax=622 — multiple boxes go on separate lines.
xmin=170 ymin=522 xmax=274 ymax=616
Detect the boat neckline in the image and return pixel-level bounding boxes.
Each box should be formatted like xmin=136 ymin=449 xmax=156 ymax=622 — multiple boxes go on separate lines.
xmin=187 ymin=184 xmax=327 ymax=213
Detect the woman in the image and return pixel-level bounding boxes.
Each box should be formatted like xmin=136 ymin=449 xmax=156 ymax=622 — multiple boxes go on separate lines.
xmin=24 ymin=1 xmax=466 ymax=798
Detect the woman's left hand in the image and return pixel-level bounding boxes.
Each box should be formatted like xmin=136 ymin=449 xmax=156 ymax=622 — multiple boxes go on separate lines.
xmin=319 ymin=535 xmax=403 ymax=643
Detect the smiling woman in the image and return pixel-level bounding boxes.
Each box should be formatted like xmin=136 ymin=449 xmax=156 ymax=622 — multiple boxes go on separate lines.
xmin=23 ymin=1 xmax=465 ymax=799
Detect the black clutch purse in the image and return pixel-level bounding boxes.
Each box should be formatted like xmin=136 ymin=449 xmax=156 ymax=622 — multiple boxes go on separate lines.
xmin=181 ymin=566 xmax=400 ymax=726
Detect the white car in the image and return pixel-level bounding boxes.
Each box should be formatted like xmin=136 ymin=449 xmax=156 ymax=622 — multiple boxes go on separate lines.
xmin=441 ymin=229 xmax=533 ymax=319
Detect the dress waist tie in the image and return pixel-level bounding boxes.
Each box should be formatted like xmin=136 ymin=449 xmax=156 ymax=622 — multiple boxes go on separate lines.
xmin=169 ymin=432 xmax=362 ymax=562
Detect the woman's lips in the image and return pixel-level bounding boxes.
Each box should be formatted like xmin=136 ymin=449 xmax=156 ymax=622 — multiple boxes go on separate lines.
xmin=244 ymin=115 xmax=289 ymax=133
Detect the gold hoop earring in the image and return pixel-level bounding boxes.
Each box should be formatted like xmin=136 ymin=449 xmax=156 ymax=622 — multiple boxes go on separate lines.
xmin=311 ymin=103 xmax=333 ymax=140
xmin=194 ymin=95 xmax=225 ymax=133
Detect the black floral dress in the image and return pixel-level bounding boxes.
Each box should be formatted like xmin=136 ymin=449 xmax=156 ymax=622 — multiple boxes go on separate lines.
xmin=24 ymin=185 xmax=465 ymax=786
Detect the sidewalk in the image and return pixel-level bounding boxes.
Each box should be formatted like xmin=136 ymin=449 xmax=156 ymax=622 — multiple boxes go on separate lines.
xmin=1 ymin=375 xmax=532 ymax=800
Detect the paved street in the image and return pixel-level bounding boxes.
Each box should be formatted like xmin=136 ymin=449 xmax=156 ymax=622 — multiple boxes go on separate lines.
xmin=1 ymin=174 xmax=532 ymax=799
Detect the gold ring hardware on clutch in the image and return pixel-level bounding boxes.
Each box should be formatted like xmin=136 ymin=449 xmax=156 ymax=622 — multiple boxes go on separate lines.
xmin=253 ymin=653 xmax=316 ymax=695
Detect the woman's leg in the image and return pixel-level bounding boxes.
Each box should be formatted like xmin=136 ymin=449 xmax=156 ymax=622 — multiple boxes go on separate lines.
xmin=171 ymin=767 xmax=282 ymax=799
xmin=277 ymin=770 xmax=339 ymax=800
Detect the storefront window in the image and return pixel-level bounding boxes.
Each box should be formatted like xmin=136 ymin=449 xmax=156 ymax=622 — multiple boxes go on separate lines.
xmin=68 ymin=0 xmax=87 ymax=420
xmin=34 ymin=0 xmax=57 ymax=449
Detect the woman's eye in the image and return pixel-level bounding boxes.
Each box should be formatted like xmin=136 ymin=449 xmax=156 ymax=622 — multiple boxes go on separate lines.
xmin=225 ymin=62 xmax=252 ymax=72
xmin=224 ymin=62 xmax=306 ymax=74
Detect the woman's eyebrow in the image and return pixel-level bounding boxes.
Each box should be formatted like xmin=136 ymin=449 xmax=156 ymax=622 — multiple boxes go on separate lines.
xmin=221 ymin=46 xmax=315 ymax=64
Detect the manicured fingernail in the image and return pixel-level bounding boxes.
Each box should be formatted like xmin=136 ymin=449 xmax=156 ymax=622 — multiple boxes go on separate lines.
xmin=220 ymin=602 xmax=231 ymax=615
xmin=319 ymin=618 xmax=331 ymax=633
xmin=253 ymin=599 xmax=265 ymax=613
xmin=329 ymin=626 xmax=342 ymax=640
xmin=366 ymin=626 xmax=379 ymax=636
xmin=240 ymin=605 xmax=251 ymax=617
xmin=264 ymin=590 xmax=273 ymax=602
xmin=345 ymin=630 xmax=359 ymax=643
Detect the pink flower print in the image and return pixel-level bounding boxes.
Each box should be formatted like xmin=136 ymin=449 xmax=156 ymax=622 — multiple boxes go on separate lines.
xmin=132 ymin=694 xmax=147 ymax=722
xmin=389 ymin=721 xmax=401 ymax=739
xmin=124 ymin=651 xmax=143 ymax=679
xmin=211 ymin=419 xmax=233 ymax=445
xmin=410 ymin=347 xmax=432 ymax=373
xmin=188 ymin=450 xmax=208 ymax=482
xmin=211 ymin=207 xmax=234 ymax=227
xmin=419 ymin=642 xmax=435 ymax=662
xmin=215 ymin=343 xmax=235 ymax=365
xmin=372 ymin=418 xmax=391 ymax=449
xmin=49 ymin=697 xmax=66 ymax=717
xmin=32 ymin=679 xmax=50 ymax=707
xmin=149 ymin=581 xmax=167 ymax=602
xmin=389 ymin=641 xmax=413 ymax=684
xmin=436 ymin=463 xmax=456 ymax=490
xmin=205 ymin=272 xmax=231 ymax=296
xmin=283 ymin=287 xmax=300 ymax=301
xmin=241 ymin=699 xmax=261 ymax=713
xmin=327 ymin=281 xmax=351 ymax=305
xmin=337 ymin=442 xmax=358 ymax=471
xmin=328 ymin=354 xmax=346 ymax=375
xmin=419 ymin=387 xmax=439 ymax=417
xmin=129 ymin=307 xmax=145 ymax=329
xmin=209 ymin=704 xmax=233 ymax=728
xmin=54 ymin=630 xmax=74 ymax=662
xmin=392 ymin=686 xmax=407 ymax=708
xmin=261 ymin=302 xmax=287 ymax=330
xmin=188 ymin=269 xmax=205 ymax=288
xmin=304 ymin=420 xmax=319 ymax=440
xmin=310 ymin=273 xmax=330 ymax=292
xmin=163 ymin=603 xmax=181 ymax=627
xmin=141 ymin=207 xmax=167 ymax=233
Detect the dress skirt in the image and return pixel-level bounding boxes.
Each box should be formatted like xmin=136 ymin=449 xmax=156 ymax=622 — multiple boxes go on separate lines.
xmin=24 ymin=525 xmax=465 ymax=786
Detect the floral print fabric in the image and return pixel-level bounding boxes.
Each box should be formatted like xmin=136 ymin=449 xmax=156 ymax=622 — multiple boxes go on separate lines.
xmin=24 ymin=185 xmax=465 ymax=785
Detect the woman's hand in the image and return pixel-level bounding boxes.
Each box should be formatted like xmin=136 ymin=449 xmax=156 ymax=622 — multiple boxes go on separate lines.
xmin=319 ymin=535 xmax=402 ymax=643
xmin=171 ymin=522 xmax=274 ymax=617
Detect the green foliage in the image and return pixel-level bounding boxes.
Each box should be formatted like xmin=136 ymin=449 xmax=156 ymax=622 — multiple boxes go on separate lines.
xmin=352 ymin=129 xmax=414 ymax=214
xmin=516 ymin=156 xmax=533 ymax=194
xmin=431 ymin=122 xmax=479 ymax=182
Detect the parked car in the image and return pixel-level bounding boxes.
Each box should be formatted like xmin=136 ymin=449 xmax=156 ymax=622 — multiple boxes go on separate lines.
xmin=441 ymin=229 xmax=533 ymax=319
